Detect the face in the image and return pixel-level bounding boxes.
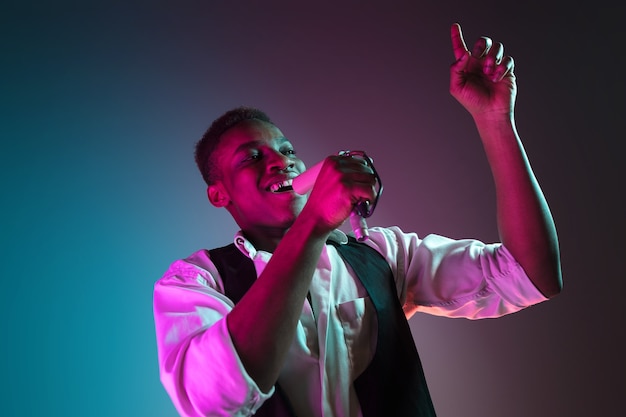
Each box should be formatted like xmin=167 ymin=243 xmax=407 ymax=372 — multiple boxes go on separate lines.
xmin=207 ymin=119 xmax=307 ymax=239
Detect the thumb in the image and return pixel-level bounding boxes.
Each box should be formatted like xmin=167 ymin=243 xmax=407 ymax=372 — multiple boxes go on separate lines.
xmin=450 ymin=50 xmax=470 ymax=74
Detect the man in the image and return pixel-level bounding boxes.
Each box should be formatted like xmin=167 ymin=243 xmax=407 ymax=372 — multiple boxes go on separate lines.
xmin=153 ymin=23 xmax=562 ymax=417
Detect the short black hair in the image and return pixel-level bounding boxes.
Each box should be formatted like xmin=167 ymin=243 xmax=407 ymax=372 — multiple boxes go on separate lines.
xmin=195 ymin=106 xmax=273 ymax=185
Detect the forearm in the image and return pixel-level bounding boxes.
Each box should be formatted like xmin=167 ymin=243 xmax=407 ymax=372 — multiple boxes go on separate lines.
xmin=474 ymin=114 xmax=562 ymax=297
xmin=226 ymin=215 xmax=329 ymax=392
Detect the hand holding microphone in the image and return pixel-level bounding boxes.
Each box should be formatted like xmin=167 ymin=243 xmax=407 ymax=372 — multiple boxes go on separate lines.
xmin=292 ymin=151 xmax=383 ymax=242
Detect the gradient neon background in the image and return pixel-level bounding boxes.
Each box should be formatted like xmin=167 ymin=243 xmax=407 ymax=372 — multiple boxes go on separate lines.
xmin=1 ymin=2 xmax=623 ymax=416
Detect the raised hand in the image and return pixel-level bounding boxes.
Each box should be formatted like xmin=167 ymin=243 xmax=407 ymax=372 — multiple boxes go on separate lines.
xmin=449 ymin=23 xmax=517 ymax=119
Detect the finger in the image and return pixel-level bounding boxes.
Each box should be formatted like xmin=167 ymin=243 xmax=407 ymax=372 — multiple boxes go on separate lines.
xmin=483 ymin=41 xmax=504 ymax=76
xmin=492 ymin=55 xmax=515 ymax=82
xmin=489 ymin=41 xmax=504 ymax=64
xmin=352 ymin=183 xmax=377 ymax=208
xmin=339 ymin=151 xmax=375 ymax=173
xmin=472 ymin=36 xmax=492 ymax=58
xmin=450 ymin=22 xmax=468 ymax=61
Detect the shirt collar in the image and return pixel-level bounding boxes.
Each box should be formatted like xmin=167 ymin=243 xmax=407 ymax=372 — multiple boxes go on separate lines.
xmin=233 ymin=229 xmax=348 ymax=258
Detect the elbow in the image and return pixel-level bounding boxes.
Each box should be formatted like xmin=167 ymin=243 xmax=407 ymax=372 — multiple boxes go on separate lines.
xmin=537 ymin=267 xmax=563 ymax=299
xmin=543 ymin=281 xmax=563 ymax=299
xmin=548 ymin=276 xmax=563 ymax=299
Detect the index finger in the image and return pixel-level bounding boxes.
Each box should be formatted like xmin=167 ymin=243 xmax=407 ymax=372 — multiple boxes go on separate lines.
xmin=451 ymin=22 xmax=468 ymax=61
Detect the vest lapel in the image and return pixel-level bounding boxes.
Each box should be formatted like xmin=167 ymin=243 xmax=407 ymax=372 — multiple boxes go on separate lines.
xmin=209 ymin=244 xmax=296 ymax=417
xmin=331 ymin=238 xmax=436 ymax=417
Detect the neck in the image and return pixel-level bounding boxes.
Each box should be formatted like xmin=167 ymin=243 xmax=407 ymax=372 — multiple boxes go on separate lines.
xmin=242 ymin=227 xmax=288 ymax=253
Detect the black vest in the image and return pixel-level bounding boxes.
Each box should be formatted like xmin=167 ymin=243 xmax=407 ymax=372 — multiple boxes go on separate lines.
xmin=209 ymin=236 xmax=436 ymax=416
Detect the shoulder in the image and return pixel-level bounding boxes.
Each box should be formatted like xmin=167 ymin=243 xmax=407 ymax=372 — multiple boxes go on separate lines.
xmin=363 ymin=226 xmax=421 ymax=258
xmin=156 ymin=248 xmax=219 ymax=288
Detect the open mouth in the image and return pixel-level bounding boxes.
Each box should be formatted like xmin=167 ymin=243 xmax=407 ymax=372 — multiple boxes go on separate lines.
xmin=268 ymin=179 xmax=294 ymax=193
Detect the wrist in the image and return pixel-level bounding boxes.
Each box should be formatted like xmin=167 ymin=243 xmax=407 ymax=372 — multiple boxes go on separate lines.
xmin=472 ymin=109 xmax=514 ymax=125
xmin=473 ymin=111 xmax=517 ymax=137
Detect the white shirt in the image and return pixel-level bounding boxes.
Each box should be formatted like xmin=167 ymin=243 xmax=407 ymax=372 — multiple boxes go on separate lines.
xmin=153 ymin=226 xmax=547 ymax=417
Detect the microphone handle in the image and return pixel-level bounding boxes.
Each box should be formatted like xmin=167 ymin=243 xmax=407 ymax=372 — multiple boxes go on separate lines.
xmin=291 ymin=160 xmax=324 ymax=195
xmin=292 ymin=159 xmax=369 ymax=241
xmin=350 ymin=211 xmax=369 ymax=242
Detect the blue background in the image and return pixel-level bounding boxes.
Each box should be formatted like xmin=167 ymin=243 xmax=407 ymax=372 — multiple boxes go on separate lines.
xmin=1 ymin=1 xmax=623 ymax=416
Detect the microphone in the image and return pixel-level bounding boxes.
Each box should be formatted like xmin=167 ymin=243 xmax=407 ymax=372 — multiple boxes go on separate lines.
xmin=291 ymin=159 xmax=324 ymax=194
xmin=292 ymin=156 xmax=371 ymax=242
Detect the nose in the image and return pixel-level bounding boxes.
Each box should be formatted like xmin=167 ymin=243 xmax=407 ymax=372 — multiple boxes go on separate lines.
xmin=267 ymin=150 xmax=295 ymax=172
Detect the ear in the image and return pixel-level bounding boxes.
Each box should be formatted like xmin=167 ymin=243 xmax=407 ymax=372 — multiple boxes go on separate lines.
xmin=207 ymin=183 xmax=230 ymax=208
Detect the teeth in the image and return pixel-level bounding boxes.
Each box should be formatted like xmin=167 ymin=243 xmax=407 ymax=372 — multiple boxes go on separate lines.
xmin=269 ymin=179 xmax=294 ymax=192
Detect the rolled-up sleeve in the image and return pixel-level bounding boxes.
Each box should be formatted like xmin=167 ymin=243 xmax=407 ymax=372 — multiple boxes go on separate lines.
xmin=153 ymin=251 xmax=273 ymax=417
xmin=366 ymin=227 xmax=548 ymax=320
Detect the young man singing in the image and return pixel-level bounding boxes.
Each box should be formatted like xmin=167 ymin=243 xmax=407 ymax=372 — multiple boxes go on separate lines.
xmin=153 ymin=23 xmax=562 ymax=417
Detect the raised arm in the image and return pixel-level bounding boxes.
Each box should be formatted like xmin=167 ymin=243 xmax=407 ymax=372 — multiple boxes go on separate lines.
xmin=449 ymin=23 xmax=562 ymax=298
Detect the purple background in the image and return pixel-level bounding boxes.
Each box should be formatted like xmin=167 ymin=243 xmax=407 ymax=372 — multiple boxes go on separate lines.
xmin=1 ymin=1 xmax=623 ymax=416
